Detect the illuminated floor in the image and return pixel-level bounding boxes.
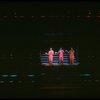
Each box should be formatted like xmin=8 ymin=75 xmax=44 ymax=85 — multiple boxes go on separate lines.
xmin=40 ymin=54 xmax=79 ymax=66
xmin=41 ymin=63 xmax=79 ymax=66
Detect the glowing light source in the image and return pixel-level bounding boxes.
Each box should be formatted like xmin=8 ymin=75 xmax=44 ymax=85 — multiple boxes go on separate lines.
xmin=10 ymin=75 xmax=17 ymax=77
xmin=28 ymin=74 xmax=35 ymax=77
xmin=0 ymin=81 xmax=4 ymax=83
xmin=80 ymin=73 xmax=91 ymax=76
xmin=2 ymin=75 xmax=8 ymax=77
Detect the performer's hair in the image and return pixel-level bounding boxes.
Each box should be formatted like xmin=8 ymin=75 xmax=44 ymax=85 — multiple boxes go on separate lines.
xmin=50 ymin=48 xmax=52 ymax=50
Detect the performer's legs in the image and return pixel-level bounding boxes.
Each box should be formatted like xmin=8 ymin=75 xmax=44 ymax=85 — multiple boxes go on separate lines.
xmin=72 ymin=56 xmax=74 ymax=64
xmin=49 ymin=57 xmax=51 ymax=65
xmin=70 ymin=56 xmax=71 ymax=64
xmin=61 ymin=57 xmax=63 ymax=64
xmin=62 ymin=57 xmax=63 ymax=64
xmin=70 ymin=56 xmax=73 ymax=64
xmin=59 ymin=57 xmax=61 ymax=64
xmin=51 ymin=57 xmax=53 ymax=65
xmin=59 ymin=57 xmax=62 ymax=64
xmin=70 ymin=60 xmax=72 ymax=64
xmin=72 ymin=58 xmax=74 ymax=64
xmin=49 ymin=56 xmax=53 ymax=65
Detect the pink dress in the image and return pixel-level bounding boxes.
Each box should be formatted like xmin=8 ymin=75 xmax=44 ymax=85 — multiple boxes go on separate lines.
xmin=48 ymin=50 xmax=54 ymax=63
xmin=69 ymin=50 xmax=75 ymax=64
xmin=58 ymin=50 xmax=64 ymax=61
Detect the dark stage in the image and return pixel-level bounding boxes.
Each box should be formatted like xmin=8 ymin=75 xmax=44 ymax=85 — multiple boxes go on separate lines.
xmin=0 ymin=1 xmax=99 ymax=98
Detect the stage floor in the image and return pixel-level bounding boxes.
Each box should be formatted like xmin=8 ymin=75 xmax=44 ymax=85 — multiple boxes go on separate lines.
xmin=41 ymin=62 xmax=80 ymax=66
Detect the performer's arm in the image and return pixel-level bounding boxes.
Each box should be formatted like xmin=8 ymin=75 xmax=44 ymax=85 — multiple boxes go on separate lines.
xmin=58 ymin=51 xmax=60 ymax=54
xmin=45 ymin=52 xmax=48 ymax=55
xmin=51 ymin=50 xmax=54 ymax=55
xmin=65 ymin=50 xmax=69 ymax=53
xmin=55 ymin=51 xmax=57 ymax=54
xmin=48 ymin=51 xmax=50 ymax=55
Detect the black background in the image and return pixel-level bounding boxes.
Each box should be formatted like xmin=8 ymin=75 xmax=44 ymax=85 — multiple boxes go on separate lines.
xmin=0 ymin=1 xmax=99 ymax=98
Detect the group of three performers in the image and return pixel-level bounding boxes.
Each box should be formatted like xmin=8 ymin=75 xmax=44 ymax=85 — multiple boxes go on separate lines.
xmin=48 ymin=48 xmax=75 ymax=65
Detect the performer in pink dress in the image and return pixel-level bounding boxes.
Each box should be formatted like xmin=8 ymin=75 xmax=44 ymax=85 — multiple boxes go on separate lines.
xmin=58 ymin=48 xmax=64 ymax=64
xmin=48 ymin=48 xmax=54 ymax=65
xmin=69 ymin=48 xmax=75 ymax=64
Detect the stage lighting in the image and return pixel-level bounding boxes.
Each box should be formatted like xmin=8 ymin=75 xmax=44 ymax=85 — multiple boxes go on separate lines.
xmin=40 ymin=47 xmax=80 ymax=66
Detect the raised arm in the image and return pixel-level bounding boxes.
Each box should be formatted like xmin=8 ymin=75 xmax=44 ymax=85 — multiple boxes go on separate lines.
xmin=65 ymin=50 xmax=69 ymax=53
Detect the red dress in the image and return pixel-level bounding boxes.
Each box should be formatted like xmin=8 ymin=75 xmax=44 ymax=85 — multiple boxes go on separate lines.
xmin=58 ymin=50 xmax=64 ymax=62
xmin=69 ymin=50 xmax=75 ymax=64
xmin=48 ymin=50 xmax=54 ymax=64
